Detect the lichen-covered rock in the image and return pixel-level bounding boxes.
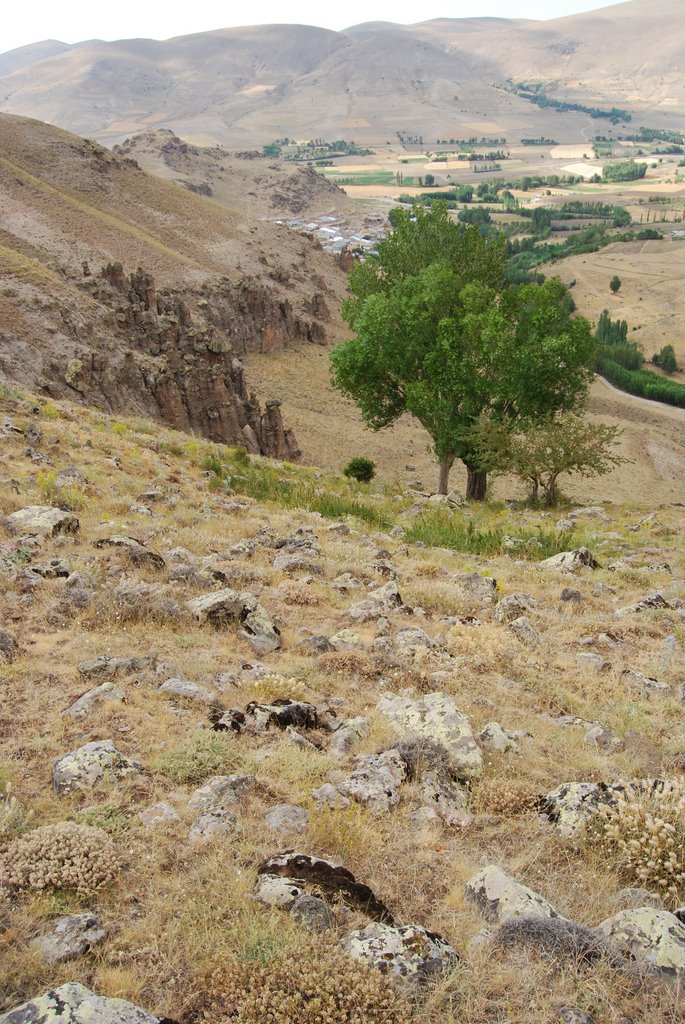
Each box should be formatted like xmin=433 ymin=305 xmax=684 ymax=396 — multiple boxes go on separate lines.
xmin=158 ymin=678 xmax=216 ymax=702
xmin=378 ymin=692 xmax=483 ymax=781
xmin=62 ymin=682 xmax=125 ymax=720
xmin=341 ymin=922 xmax=458 ymax=982
xmin=622 ymin=668 xmax=671 ymax=695
xmin=31 ymin=913 xmax=106 ymax=965
xmin=239 ymin=602 xmax=281 ymax=655
xmin=507 ymin=616 xmax=543 ymax=645
xmin=138 ymin=802 xmax=179 ymax=828
xmin=7 ymin=506 xmax=80 ymax=537
xmin=245 ymin=699 xmax=318 ymax=731
xmin=617 ymin=593 xmax=672 ymax=615
xmin=291 ymin=893 xmax=335 ymax=933
xmin=597 ymin=907 xmax=685 ymax=979
xmin=330 ymin=716 xmax=368 ymax=755
xmin=465 ymin=865 xmax=563 ymax=923
xmin=187 ymin=589 xmax=280 ymax=653
xmin=252 ymin=873 xmax=304 ymax=908
xmin=265 ymin=803 xmax=309 ymax=834
xmin=52 ymin=740 xmax=141 ymax=795
xmin=188 ymin=774 xmax=256 ymax=813
xmin=189 ymin=809 xmax=237 ymax=842
xmin=257 ymin=851 xmax=392 ymax=922
xmin=419 ymin=770 xmax=471 ymax=827
xmin=540 ymin=548 xmax=600 ymax=572
xmin=94 ymin=536 xmax=165 ymax=568
xmin=0 ymin=983 xmax=161 ymax=1024
xmin=311 ymin=783 xmax=351 ymax=810
xmin=494 ymin=593 xmax=536 ymax=623
xmin=478 ymin=722 xmax=519 ymax=752
xmin=540 ymin=782 xmax=602 ymax=837
xmin=455 ymin=572 xmax=497 ymax=607
xmin=337 ymin=750 xmax=407 ymax=814
xmin=78 ymin=653 xmax=157 ymax=678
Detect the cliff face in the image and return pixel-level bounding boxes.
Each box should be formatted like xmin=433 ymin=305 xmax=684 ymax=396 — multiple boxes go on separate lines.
xmin=10 ymin=263 xmax=303 ymax=462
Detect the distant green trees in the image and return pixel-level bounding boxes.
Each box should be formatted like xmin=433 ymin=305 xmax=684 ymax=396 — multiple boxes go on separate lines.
xmin=610 ymin=275 xmax=622 ymax=293
xmin=603 ymin=160 xmax=647 ymax=182
xmin=653 ymin=344 xmax=678 ymax=373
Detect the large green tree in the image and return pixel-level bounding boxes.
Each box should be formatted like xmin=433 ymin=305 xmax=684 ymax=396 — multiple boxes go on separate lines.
xmin=331 ymin=202 xmax=596 ymax=497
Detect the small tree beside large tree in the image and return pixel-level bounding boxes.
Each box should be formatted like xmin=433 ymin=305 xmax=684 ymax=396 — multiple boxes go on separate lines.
xmin=330 ymin=202 xmax=597 ymax=497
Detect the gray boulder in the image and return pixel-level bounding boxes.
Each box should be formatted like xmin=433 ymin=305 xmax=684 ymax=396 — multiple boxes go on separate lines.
xmin=310 ymin=783 xmax=351 ymax=811
xmin=252 ymin=874 xmax=305 ymax=908
xmin=341 ymin=922 xmax=458 ymax=982
xmin=478 ymin=722 xmax=519 ymax=753
xmin=507 ymin=616 xmax=543 ymax=645
xmin=31 ymin=913 xmax=106 ymax=965
xmin=52 ymin=740 xmax=141 ymax=795
xmin=158 ymin=678 xmax=216 ymax=702
xmin=188 ymin=774 xmax=256 ymax=813
xmin=291 ymin=894 xmax=335 ymax=933
xmin=0 ymin=984 xmax=161 ymax=1024
xmin=540 ymin=548 xmax=600 ymax=572
xmin=465 ymin=865 xmax=563 ymax=923
xmin=62 ymin=682 xmax=125 ymax=720
xmin=494 ymin=593 xmax=536 ymax=624
xmin=189 ymin=809 xmax=237 ymax=842
xmin=138 ymin=802 xmax=179 ymax=828
xmin=540 ymin=782 xmax=603 ymax=837
xmin=265 ymin=804 xmax=309 ymax=834
xmin=337 ymin=750 xmax=407 ymax=814
xmin=378 ymin=691 xmax=483 ymax=781
xmin=94 ymin=536 xmax=165 ymax=569
xmin=7 ymin=506 xmax=79 ymax=537
xmin=187 ymin=589 xmax=280 ymax=654
xmin=597 ymin=907 xmax=685 ymax=979
xmin=78 ymin=653 xmax=157 ymax=678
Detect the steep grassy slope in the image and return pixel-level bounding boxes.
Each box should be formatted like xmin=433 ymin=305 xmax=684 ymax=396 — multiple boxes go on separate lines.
xmin=0 ymin=384 xmax=683 ymax=1023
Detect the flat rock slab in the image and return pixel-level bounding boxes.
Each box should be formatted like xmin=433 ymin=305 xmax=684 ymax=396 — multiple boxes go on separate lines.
xmin=378 ymin=691 xmax=483 ymax=781
xmin=257 ymin=851 xmax=393 ymax=922
xmin=62 ymin=682 xmax=125 ymax=720
xmin=341 ymin=922 xmax=458 ymax=982
xmin=52 ymin=740 xmax=141 ymax=795
xmin=78 ymin=653 xmax=158 ymax=678
xmin=188 ymin=774 xmax=256 ymax=812
xmin=465 ymin=865 xmax=563 ymax=923
xmin=31 ymin=913 xmax=105 ymax=965
xmin=7 ymin=506 xmax=79 ymax=536
xmin=0 ymin=983 xmax=162 ymax=1024
xmin=540 ymin=548 xmax=600 ymax=572
xmin=597 ymin=908 xmax=685 ymax=979
xmin=94 ymin=536 xmax=165 ymax=568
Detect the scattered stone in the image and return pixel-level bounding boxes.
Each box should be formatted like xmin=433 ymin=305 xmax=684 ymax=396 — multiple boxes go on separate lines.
xmin=569 ymin=506 xmax=607 ymax=520
xmin=189 ymin=809 xmax=237 ymax=842
xmin=494 ymin=593 xmax=536 ymax=624
xmin=555 ymin=519 xmax=575 ymax=534
xmin=597 ymin=907 xmax=685 ymax=980
xmin=273 ymin=553 xmax=323 ymax=574
xmin=378 ymin=691 xmax=483 ymax=781
xmin=257 ymin=852 xmax=393 ymax=922
xmin=265 ymin=804 xmax=309 ymax=834
xmin=296 ymin=634 xmax=335 ymax=654
xmin=52 ymin=740 xmax=141 ymax=795
xmin=94 ymin=536 xmax=165 ymax=568
xmin=329 ymin=628 xmax=363 ymax=650
xmin=244 ymin=698 xmax=318 ymax=732
xmin=455 ymin=572 xmax=497 ymax=606
xmin=341 ymin=922 xmax=458 ymax=982
xmin=62 ymin=682 xmax=125 ymax=720
xmin=158 ymin=678 xmax=216 ymax=702
xmin=478 ymin=722 xmax=519 ymax=753
xmin=330 ymin=716 xmax=368 ymax=755
xmin=285 ymin=726 xmax=318 ymax=750
xmin=337 ymin=750 xmax=407 ymax=814
xmin=576 ymin=652 xmax=611 ymax=672
xmin=0 ymin=628 xmax=18 ymax=663
xmin=0 ymin=983 xmax=162 ymax=1024
xmin=617 ymin=593 xmax=673 ymax=615
xmin=560 ymin=588 xmax=583 ymax=603
xmin=7 ymin=506 xmax=79 ymax=537
xmin=188 ymin=775 xmax=256 ymax=813
xmin=540 ymin=548 xmax=600 ymax=572
xmin=31 ymin=913 xmax=106 ymax=965
xmin=78 ymin=653 xmax=157 ymax=679
xmin=556 ymin=1010 xmax=597 ymax=1024
xmin=539 ymin=782 xmax=603 ymax=837
xmin=32 ymin=558 xmax=71 ymax=578
xmin=331 ymin=573 xmax=363 ymax=592
xmin=187 ymin=589 xmax=280 ymax=654
xmin=138 ymin=802 xmax=179 ymax=827
xmin=622 ymin=668 xmax=671 ymax=695
xmin=584 ymin=725 xmax=622 ymax=751
xmin=311 ymin=783 xmax=351 ymax=810
xmin=253 ymin=874 xmax=305 ymax=908
xmin=419 ymin=770 xmax=471 ymax=827
xmin=291 ymin=893 xmax=335 ymax=933
xmin=507 ymin=616 xmax=543 ymax=645
xmin=465 ymin=865 xmax=563 ymax=923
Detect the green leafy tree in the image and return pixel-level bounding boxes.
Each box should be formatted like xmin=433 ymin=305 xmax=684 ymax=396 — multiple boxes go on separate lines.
xmin=424 ymin=173 xmax=435 ymax=186
xmin=330 ymin=203 xmax=596 ymax=497
xmin=655 ymin=344 xmax=678 ymax=373
xmin=343 ymin=457 xmax=376 ymax=482
xmin=610 ymin=275 xmax=622 ymax=293
xmin=468 ymin=413 xmax=626 ymax=505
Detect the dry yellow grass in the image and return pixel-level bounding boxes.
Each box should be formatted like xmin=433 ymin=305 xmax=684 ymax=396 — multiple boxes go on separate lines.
xmin=0 ymin=386 xmax=683 ymax=1022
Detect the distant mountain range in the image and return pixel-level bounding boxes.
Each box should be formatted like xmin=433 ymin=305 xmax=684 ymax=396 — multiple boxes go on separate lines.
xmin=0 ymin=0 xmax=682 ymax=147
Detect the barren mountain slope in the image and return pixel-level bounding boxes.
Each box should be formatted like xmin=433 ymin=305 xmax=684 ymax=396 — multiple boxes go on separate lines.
xmin=112 ymin=129 xmax=358 ymax=217
xmin=1 ymin=1 xmax=683 ymax=146
xmin=0 ymin=113 xmax=347 ymax=455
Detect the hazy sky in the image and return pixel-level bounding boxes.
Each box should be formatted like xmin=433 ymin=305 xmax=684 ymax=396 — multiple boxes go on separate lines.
xmin=3 ymin=0 xmax=627 ymax=53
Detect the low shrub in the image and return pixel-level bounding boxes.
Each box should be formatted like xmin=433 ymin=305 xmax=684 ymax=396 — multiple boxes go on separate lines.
xmin=154 ymin=732 xmax=243 ymax=784
xmin=0 ymin=822 xmax=120 ymax=895
xmin=197 ymin=941 xmax=411 ymax=1024
xmin=343 ymin=456 xmax=376 ymax=483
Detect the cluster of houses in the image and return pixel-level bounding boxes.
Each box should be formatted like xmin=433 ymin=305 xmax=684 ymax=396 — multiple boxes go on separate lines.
xmin=271 ymin=211 xmax=388 ymax=257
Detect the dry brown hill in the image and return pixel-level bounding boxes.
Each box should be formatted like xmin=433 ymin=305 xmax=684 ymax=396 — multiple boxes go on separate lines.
xmin=0 ymin=113 xmax=348 ymax=456
xmin=1 ymin=1 xmax=683 ymax=147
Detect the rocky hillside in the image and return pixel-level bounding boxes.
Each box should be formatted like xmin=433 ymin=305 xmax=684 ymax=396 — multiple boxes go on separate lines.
xmin=0 ymin=384 xmax=684 ymax=1024
xmin=0 ymin=114 xmax=349 ymax=459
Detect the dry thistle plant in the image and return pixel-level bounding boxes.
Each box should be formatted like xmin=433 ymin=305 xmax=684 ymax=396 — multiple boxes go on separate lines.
xmin=196 ymin=941 xmax=412 ymax=1024
xmin=593 ymin=780 xmax=685 ymax=905
xmin=0 ymin=821 xmax=120 ymax=896
xmin=475 ymin=778 xmax=539 ymax=817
